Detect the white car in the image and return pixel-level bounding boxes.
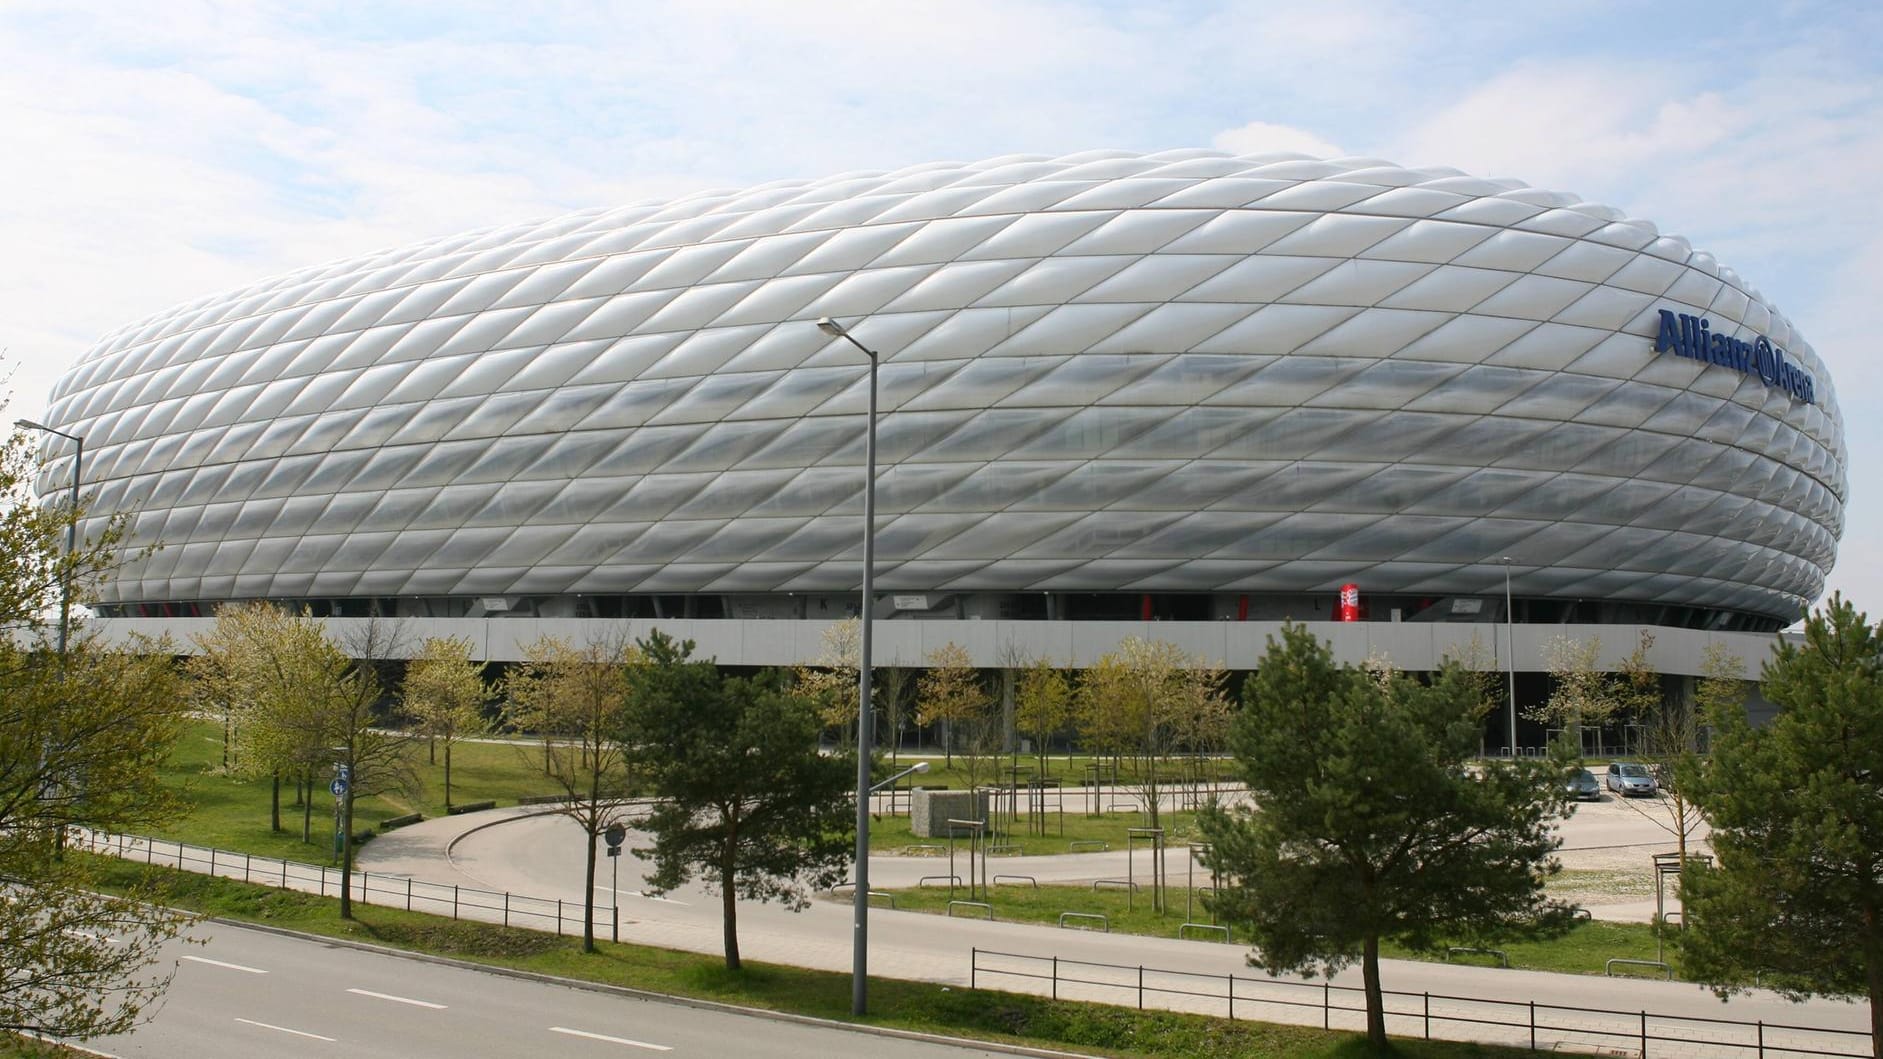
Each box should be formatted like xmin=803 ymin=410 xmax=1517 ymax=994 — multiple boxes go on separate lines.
xmin=1606 ymin=762 xmax=1658 ymax=797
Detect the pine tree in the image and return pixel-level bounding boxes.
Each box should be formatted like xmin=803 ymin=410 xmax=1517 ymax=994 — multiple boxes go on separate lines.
xmin=624 ymin=631 xmax=853 ymax=971
xmin=1201 ymin=623 xmax=1575 ymax=1049
xmin=1681 ymin=594 xmax=1883 ymax=1057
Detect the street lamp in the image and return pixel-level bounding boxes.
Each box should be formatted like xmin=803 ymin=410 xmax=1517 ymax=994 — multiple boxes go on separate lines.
xmin=815 ymin=315 xmax=881 ymax=1017
xmin=1501 ymin=556 xmax=1517 ymax=756
xmin=871 ymin=759 xmax=929 ymax=793
xmin=15 ymin=419 xmax=83 ymax=662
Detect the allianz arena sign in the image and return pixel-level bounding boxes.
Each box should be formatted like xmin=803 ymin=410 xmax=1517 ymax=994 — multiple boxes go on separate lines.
xmin=1653 ymin=308 xmax=1817 ymax=405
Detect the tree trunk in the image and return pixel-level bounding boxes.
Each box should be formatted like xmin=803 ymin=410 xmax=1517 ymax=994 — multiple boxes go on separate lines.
xmin=1000 ymin=669 xmax=1015 ymax=753
xmin=1362 ymin=933 xmax=1387 ymax=1048
xmin=428 ymin=733 xmax=436 ymax=765
xmin=720 ymin=837 xmax=741 ymax=970
xmin=301 ymin=786 xmax=312 ymax=843
xmin=270 ymin=771 xmax=281 ymax=833
xmin=444 ymin=742 xmax=453 ymax=811
xmin=338 ymin=786 xmax=355 ymax=920
xmin=581 ymin=812 xmax=599 ymax=953
xmin=1142 ymin=751 xmax=1161 ymax=830
xmin=1863 ymin=902 xmax=1881 ymax=1059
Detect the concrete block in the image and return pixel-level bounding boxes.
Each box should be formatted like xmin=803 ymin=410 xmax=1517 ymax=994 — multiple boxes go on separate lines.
xmin=911 ymin=788 xmax=990 ymax=838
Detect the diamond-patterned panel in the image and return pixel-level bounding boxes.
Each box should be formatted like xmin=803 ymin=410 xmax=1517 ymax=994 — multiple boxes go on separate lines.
xmin=38 ymin=150 xmax=1845 ymax=623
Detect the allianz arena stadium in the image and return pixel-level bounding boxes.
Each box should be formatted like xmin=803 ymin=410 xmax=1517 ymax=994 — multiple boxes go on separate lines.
xmin=36 ymin=149 xmax=1844 ymax=725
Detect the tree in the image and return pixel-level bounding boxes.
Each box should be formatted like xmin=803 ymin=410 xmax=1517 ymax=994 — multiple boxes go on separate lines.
xmin=917 ymin=641 xmax=990 ymax=776
xmin=624 ymin=631 xmax=853 ymax=971
xmin=322 ymin=619 xmax=419 ymax=920
xmin=186 ymin=613 xmax=249 ymax=775
xmin=197 ymin=607 xmax=414 ymax=916
xmin=794 ymin=617 xmax=861 ymax=745
xmin=1681 ymin=595 xmax=1883 ymax=1056
xmin=876 ymin=662 xmax=915 ymax=767
xmin=1533 ymin=634 xmax=1609 ymax=752
xmin=402 ymin=636 xmax=491 ymax=810
xmin=0 ymin=426 xmax=194 ymax=1038
xmin=1614 ymin=631 xmax=1665 ymax=738
xmin=502 ymin=635 xmax=637 ymax=953
xmin=1014 ymin=656 xmax=1073 ymax=777
xmin=1634 ymin=642 xmax=1738 ymax=872
xmin=1077 ymin=637 xmax=1226 ymax=829
xmin=1171 ymin=654 xmax=1232 ymax=792
xmin=1200 ymin=624 xmax=1575 ymax=1049
xmin=194 ymin=602 xmax=329 ymax=835
xmin=1531 ymin=631 xmax=1661 ymax=755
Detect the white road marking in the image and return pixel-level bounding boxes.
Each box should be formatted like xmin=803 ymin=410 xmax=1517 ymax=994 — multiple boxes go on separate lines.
xmin=610 ymin=888 xmax=688 ymax=906
xmin=346 ymin=987 xmax=446 ymax=1009
xmin=549 ymin=1026 xmax=672 ymax=1051
xmin=182 ymin=954 xmax=268 ymax=974
xmin=63 ymin=929 xmax=120 ymax=943
xmin=234 ymin=1017 xmax=335 ymax=1042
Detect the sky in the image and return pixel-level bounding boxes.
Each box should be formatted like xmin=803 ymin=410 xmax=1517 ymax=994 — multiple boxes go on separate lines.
xmin=1 ymin=1 xmax=1876 ymax=613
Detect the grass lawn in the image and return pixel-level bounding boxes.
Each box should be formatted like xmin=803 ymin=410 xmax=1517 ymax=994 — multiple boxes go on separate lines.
xmin=151 ymin=721 xmax=569 ymax=861
xmin=66 ymin=855 xmax=1532 ymax=1059
xmin=153 ymin=723 xmax=1221 ymax=863
xmin=871 ymin=883 xmax=1683 ymax=980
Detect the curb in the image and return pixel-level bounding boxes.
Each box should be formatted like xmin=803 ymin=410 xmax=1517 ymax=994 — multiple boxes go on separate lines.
xmin=439 ymin=800 xmax=657 ymax=869
xmin=211 ymin=916 xmax=1097 ymax=1059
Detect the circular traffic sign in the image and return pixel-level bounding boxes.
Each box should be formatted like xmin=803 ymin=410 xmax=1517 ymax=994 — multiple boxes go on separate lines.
xmin=330 ymin=778 xmax=348 ymax=797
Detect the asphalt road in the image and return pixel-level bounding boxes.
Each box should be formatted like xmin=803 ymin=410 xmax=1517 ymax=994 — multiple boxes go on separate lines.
xmin=93 ymin=922 xmax=1032 ymax=1059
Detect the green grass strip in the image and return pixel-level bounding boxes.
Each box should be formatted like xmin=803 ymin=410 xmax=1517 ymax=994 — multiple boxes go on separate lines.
xmin=873 ymin=883 xmax=1683 ymax=980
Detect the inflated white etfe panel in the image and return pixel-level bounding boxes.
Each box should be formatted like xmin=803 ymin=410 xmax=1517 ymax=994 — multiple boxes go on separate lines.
xmin=41 ymin=150 xmax=1843 ymax=623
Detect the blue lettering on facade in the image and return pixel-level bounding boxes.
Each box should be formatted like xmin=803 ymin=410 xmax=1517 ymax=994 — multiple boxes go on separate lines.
xmin=1652 ymin=308 xmax=1814 ymax=405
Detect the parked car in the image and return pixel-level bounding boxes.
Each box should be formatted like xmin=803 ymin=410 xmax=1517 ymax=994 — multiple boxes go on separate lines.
xmin=1606 ymin=762 xmax=1658 ymax=797
xmin=1566 ymin=768 xmax=1602 ymax=801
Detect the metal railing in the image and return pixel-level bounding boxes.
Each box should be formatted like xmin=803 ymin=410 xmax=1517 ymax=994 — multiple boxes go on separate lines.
xmin=969 ymin=948 xmax=1870 ymax=1058
xmin=77 ymin=830 xmax=622 ymax=941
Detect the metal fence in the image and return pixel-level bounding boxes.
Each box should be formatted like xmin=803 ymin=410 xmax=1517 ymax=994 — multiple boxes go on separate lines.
xmin=78 ymin=830 xmax=621 ymax=941
xmin=969 ymin=948 xmax=1870 ymax=1058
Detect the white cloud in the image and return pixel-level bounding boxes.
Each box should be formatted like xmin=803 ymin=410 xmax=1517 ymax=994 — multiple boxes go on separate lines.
xmin=1212 ymin=121 xmax=1344 ymax=159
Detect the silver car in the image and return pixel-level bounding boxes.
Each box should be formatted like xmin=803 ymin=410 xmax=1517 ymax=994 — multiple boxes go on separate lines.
xmin=1606 ymin=762 xmax=1657 ymax=797
xmin=1566 ymin=768 xmax=1602 ymax=801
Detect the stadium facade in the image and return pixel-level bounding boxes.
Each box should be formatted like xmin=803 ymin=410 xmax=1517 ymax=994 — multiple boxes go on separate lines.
xmin=36 ymin=150 xmax=1844 ymax=736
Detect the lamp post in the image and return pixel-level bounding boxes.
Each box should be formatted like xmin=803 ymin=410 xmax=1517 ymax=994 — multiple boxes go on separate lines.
xmin=872 ymin=759 xmax=929 ymax=793
xmin=19 ymin=419 xmax=84 ymax=852
xmin=1501 ymin=556 xmax=1516 ymax=756
xmin=15 ymin=419 xmax=83 ymax=662
xmin=815 ymin=316 xmax=881 ymax=1017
